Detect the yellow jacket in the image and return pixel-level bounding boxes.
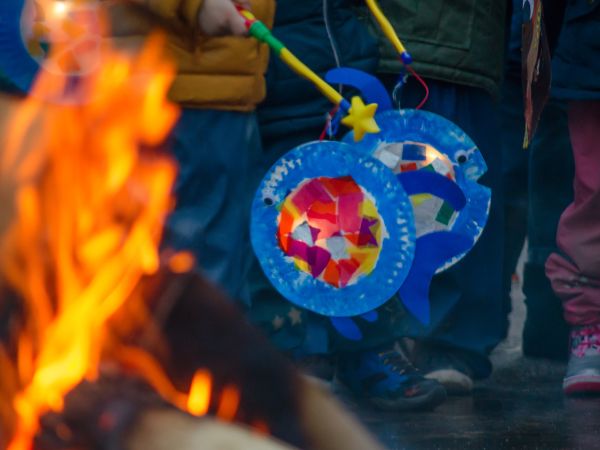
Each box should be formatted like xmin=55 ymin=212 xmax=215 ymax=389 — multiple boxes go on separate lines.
xmin=107 ymin=0 xmax=275 ymax=111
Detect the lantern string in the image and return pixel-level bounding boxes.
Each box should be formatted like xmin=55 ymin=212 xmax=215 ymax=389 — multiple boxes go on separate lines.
xmin=319 ymin=105 xmax=340 ymax=141
xmin=407 ymin=65 xmax=430 ymax=110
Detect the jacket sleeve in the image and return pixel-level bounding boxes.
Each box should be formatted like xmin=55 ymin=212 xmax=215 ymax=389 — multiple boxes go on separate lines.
xmin=542 ymin=0 xmax=567 ymax=54
xmin=138 ymin=0 xmax=205 ymax=30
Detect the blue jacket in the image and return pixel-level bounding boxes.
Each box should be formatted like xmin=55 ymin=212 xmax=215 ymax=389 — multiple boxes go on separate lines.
xmin=258 ymin=0 xmax=379 ymax=143
xmin=552 ymin=0 xmax=600 ymax=100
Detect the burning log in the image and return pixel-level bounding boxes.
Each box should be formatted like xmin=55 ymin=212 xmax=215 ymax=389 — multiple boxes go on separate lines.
xmin=110 ymin=268 xmax=309 ymax=447
xmin=0 ymin=267 xmax=386 ymax=450
xmin=128 ymin=413 xmax=297 ymax=450
xmin=14 ymin=265 xmax=307 ymax=448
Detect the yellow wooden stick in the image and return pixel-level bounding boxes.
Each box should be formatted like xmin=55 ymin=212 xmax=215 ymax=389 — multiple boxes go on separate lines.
xmin=365 ymin=0 xmax=412 ymax=64
xmin=239 ymin=7 xmax=380 ymax=141
xmin=279 ymin=49 xmax=345 ymax=107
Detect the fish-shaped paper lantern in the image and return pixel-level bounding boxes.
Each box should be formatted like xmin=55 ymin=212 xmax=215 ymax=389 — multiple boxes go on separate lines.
xmin=327 ymin=68 xmax=491 ymax=324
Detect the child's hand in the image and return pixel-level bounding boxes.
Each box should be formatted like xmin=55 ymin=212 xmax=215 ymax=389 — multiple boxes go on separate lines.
xmin=197 ymin=0 xmax=250 ymax=37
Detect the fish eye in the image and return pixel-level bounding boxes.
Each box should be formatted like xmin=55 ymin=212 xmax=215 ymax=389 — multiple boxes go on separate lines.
xmin=264 ymin=197 xmax=275 ymax=206
xmin=455 ymin=151 xmax=469 ymax=164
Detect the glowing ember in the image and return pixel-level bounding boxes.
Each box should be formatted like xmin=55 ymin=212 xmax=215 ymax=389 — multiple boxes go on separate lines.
xmin=216 ymin=385 xmax=241 ymax=421
xmin=168 ymin=251 xmax=196 ymax=274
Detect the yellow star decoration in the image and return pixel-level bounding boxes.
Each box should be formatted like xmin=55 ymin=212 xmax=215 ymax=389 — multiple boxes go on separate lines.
xmin=341 ymin=96 xmax=381 ymax=142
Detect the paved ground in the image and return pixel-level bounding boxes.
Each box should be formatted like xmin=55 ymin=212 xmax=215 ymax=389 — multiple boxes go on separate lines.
xmin=345 ymin=259 xmax=600 ymax=450
xmin=357 ymin=359 xmax=600 ymax=450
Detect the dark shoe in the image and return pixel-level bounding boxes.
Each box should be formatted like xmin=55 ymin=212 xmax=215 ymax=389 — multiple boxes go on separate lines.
xmin=337 ymin=342 xmax=446 ymax=411
xmin=295 ymin=354 xmax=336 ymax=383
xmin=413 ymin=345 xmax=476 ymax=395
xmin=563 ymin=324 xmax=600 ymax=395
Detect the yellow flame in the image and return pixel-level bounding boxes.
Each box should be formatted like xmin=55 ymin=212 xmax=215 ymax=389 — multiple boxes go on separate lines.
xmin=187 ymin=370 xmax=213 ymax=417
xmin=1 ymin=32 xmax=181 ymax=449
xmin=51 ymin=1 xmax=69 ymax=19
xmin=1 ymin=10 xmax=250 ymax=448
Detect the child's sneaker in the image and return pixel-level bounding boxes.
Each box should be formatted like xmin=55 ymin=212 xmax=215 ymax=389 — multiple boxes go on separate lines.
xmin=412 ymin=345 xmax=476 ymax=395
xmin=295 ymin=354 xmax=336 ymax=385
xmin=563 ymin=324 xmax=600 ymax=395
xmin=337 ymin=342 xmax=446 ymax=411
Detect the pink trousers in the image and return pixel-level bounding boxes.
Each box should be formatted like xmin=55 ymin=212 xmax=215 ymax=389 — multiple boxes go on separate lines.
xmin=546 ymin=101 xmax=600 ymax=326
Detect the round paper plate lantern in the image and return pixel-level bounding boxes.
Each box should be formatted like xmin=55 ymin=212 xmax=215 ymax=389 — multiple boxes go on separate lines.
xmin=251 ymin=141 xmax=416 ymax=317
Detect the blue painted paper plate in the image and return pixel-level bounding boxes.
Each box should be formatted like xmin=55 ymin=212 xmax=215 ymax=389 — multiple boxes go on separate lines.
xmin=344 ymin=109 xmax=491 ymax=272
xmin=251 ymin=140 xmax=416 ymax=317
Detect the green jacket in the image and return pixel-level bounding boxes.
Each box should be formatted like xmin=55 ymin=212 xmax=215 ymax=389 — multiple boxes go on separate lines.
xmin=371 ymin=0 xmax=508 ymax=98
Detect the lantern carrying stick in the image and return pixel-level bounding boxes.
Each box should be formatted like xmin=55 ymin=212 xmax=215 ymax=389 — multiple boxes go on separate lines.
xmin=364 ymin=0 xmax=413 ymax=65
xmin=237 ymin=7 xmax=380 ymax=141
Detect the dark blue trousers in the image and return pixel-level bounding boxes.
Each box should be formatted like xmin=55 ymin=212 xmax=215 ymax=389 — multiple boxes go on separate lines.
xmin=164 ymin=109 xmax=262 ymax=304
xmin=500 ymin=76 xmax=573 ymax=360
xmin=390 ymin=78 xmax=507 ymax=378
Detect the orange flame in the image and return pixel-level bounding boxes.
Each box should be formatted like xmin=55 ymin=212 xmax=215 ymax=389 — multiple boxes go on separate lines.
xmin=216 ymin=384 xmax=241 ymax=422
xmin=0 ymin=31 xmax=187 ymax=448
xmin=1 ymin=7 xmax=251 ymax=448
xmin=187 ymin=370 xmax=213 ymax=417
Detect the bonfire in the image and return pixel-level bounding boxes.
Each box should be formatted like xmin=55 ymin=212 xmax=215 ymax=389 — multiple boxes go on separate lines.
xmin=0 ymin=3 xmax=386 ymax=449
